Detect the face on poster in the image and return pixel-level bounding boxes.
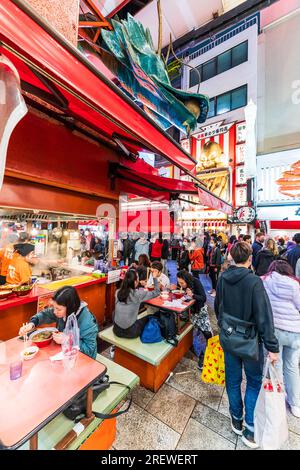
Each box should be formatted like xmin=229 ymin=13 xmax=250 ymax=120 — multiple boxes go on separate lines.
xmin=196 ymin=140 xmax=230 ymax=202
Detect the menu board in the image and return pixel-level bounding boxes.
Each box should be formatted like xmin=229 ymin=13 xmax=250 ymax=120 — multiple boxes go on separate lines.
xmin=107 ymin=269 xmax=121 ymax=284
xmin=37 ymin=293 xmax=53 ymax=313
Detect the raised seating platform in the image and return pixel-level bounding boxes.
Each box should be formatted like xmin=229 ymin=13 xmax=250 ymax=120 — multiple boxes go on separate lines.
xmin=100 ymin=314 xmax=193 ymax=392
xmin=19 ymin=355 xmax=139 ymax=450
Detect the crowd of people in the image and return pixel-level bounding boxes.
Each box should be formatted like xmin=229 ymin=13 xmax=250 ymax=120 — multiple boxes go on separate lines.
xmin=112 ymin=230 xmax=300 ymax=449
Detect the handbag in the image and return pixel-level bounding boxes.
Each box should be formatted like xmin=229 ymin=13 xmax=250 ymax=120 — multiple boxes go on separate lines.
xmin=140 ymin=317 xmax=163 ymax=344
xmin=254 ymin=360 xmax=289 ymax=449
xmin=63 ymin=373 xmax=132 ymax=422
xmin=154 ymin=310 xmax=178 ymax=347
xmin=201 ymin=335 xmax=225 ymax=386
xmin=218 ymin=280 xmax=259 ymax=361
xmin=191 ymin=304 xmax=213 ymax=335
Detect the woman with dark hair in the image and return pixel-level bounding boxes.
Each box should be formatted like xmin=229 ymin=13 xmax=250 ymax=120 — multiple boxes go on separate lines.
xmin=176 ymin=270 xmax=206 ymax=313
xmin=19 ymin=286 xmax=99 ymax=358
xmin=113 ymin=269 xmax=160 ymax=339
xmin=135 ymin=254 xmax=151 ymax=283
xmin=263 ymin=260 xmax=300 ymax=418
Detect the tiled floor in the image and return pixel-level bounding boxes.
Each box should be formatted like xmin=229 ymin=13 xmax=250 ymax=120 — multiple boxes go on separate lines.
xmin=106 ymin=261 xmax=300 ymax=450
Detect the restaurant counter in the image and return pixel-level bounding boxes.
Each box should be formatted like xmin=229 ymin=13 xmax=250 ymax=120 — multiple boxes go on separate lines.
xmin=0 ymin=276 xmax=108 ymax=341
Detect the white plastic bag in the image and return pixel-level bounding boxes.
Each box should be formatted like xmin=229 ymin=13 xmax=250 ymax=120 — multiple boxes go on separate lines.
xmin=254 ymin=360 xmax=289 ymax=450
xmin=62 ymin=313 xmax=80 ymax=371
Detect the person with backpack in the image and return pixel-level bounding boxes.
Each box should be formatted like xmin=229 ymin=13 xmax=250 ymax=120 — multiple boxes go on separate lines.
xmin=113 ymin=269 xmax=160 ymax=339
xmin=19 ymin=286 xmax=99 ymax=359
xmin=207 ymin=237 xmax=222 ymax=297
xmin=215 ymin=242 xmax=279 ymax=448
xmin=262 ymin=260 xmax=300 ymax=417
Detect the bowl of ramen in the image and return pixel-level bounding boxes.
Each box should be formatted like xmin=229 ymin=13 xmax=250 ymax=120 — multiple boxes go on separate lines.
xmin=29 ymin=328 xmax=57 ymax=348
xmin=12 ymin=285 xmax=34 ymax=297
xmin=0 ymin=289 xmax=13 ymax=301
xmin=172 ymin=290 xmax=184 ymax=299
xmin=20 ymin=345 xmax=39 ymax=360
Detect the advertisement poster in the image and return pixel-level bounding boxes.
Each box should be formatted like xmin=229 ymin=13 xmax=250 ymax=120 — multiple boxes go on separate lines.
xmin=196 ymin=140 xmax=230 ymax=202
xmin=37 ymin=293 xmax=53 ymax=313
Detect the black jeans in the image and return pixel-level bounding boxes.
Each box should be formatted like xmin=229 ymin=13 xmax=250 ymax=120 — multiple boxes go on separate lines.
xmin=113 ymin=317 xmax=149 ymax=339
xmin=191 ymin=269 xmax=205 ymax=280
xmin=209 ymin=266 xmax=221 ymax=290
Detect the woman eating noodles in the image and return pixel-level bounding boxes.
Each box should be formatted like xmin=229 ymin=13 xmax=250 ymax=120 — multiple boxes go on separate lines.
xmin=175 ymin=270 xmax=206 ymax=313
xmin=113 ymin=269 xmax=160 ymax=339
xmin=19 ymin=286 xmax=98 ymax=359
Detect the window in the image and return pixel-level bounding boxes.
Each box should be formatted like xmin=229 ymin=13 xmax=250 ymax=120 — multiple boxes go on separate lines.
xmin=217 ymin=50 xmax=231 ymax=74
xmin=207 ymin=98 xmax=216 ymax=118
xmin=232 ymin=41 xmax=248 ymax=67
xmin=217 ymin=92 xmax=231 ymax=115
xmin=189 ymin=41 xmax=248 ymax=86
xmin=231 ymin=86 xmax=247 ymax=109
xmin=206 ymin=85 xmax=247 ymax=119
xmin=189 ymin=67 xmax=200 ymax=88
xmin=202 ymin=59 xmax=217 ymax=81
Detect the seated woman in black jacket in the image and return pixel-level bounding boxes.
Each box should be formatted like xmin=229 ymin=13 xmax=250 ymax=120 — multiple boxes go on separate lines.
xmin=176 ymin=270 xmax=206 ymax=313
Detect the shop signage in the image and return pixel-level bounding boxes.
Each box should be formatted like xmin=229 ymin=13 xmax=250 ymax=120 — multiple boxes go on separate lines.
xmin=192 ymin=121 xmax=235 ymax=140
xmin=236 ymin=187 xmax=247 ymax=207
xmin=228 ymin=207 xmax=256 ymax=224
xmin=236 ymin=122 xmax=246 ymax=143
xmin=257 ymin=205 xmax=300 ymax=221
xmin=107 ymin=269 xmax=121 ymax=284
xmin=236 ymin=166 xmax=246 ymax=185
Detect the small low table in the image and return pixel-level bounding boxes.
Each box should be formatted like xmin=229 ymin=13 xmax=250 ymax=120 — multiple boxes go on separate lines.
xmin=0 ymin=338 xmax=106 ymax=450
xmin=143 ymin=294 xmax=195 ymax=334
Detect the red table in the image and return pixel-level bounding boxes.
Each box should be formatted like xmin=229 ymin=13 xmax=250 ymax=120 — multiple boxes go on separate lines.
xmin=143 ymin=294 xmax=195 ymax=334
xmin=0 ymin=338 xmax=106 ymax=450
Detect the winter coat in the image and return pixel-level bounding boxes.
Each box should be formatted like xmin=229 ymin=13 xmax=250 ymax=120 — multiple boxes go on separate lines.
xmin=30 ymin=302 xmax=99 ymax=359
xmin=252 ymin=241 xmax=263 ymax=268
xmin=208 ymin=247 xmax=222 ymax=267
xmin=134 ymin=239 xmax=150 ymax=260
xmin=263 ymin=272 xmax=300 ymax=333
xmin=296 ymin=258 xmax=300 ymax=280
xmin=287 ymin=245 xmax=300 ymax=273
xmin=215 ymin=266 xmax=279 ymax=353
xmin=161 ymin=240 xmax=170 ymax=260
xmin=122 ymin=238 xmax=133 ymax=261
xmin=189 ymin=248 xmax=205 ymax=271
xmin=151 ymin=240 xmax=163 ymax=259
xmin=255 ymin=249 xmax=277 ymax=276
xmin=179 ymin=250 xmax=190 ymax=270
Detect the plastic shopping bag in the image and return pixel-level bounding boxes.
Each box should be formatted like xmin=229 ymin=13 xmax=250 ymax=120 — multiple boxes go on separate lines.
xmin=201 ymin=335 xmax=225 ymax=386
xmin=254 ymin=360 xmax=289 ymax=450
xmin=62 ymin=313 xmax=80 ymax=371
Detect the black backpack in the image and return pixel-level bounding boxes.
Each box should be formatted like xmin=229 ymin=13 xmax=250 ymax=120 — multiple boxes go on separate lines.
xmin=154 ymin=310 xmax=178 ymax=347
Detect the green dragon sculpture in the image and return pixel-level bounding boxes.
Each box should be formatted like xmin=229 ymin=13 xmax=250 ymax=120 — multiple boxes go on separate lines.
xmin=100 ymin=14 xmax=209 ymax=135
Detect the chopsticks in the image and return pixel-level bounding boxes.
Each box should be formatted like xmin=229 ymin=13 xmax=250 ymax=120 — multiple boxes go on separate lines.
xmin=22 ymin=322 xmax=28 ymax=349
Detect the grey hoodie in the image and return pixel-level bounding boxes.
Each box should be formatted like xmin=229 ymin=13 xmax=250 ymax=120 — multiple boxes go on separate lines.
xmin=134 ymin=238 xmax=150 ymax=260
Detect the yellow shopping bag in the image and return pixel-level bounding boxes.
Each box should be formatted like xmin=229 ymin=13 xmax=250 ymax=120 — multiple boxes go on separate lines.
xmin=201 ymin=335 xmax=225 ymax=386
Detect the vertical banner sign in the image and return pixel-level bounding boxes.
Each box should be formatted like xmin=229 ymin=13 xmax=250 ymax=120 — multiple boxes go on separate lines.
xmin=244 ymin=100 xmax=257 ymax=179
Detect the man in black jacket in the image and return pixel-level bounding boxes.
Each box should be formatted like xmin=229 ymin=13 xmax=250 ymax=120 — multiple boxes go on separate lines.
xmin=287 ymin=233 xmax=300 ymax=273
xmin=215 ymin=242 xmax=279 ymax=449
xmin=251 ymin=232 xmax=265 ymax=269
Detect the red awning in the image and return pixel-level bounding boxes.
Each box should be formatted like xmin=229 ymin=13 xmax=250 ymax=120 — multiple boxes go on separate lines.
xmin=115 ymin=166 xmax=197 ymax=195
xmin=114 ymin=163 xmax=232 ymax=214
xmin=0 ymin=0 xmax=197 ymax=175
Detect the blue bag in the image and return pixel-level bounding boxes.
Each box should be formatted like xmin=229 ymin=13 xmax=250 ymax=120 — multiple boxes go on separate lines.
xmin=140 ymin=317 xmax=163 ymax=344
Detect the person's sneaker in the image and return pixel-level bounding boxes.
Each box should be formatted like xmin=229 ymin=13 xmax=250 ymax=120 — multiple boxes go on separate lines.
xmin=230 ymin=416 xmax=243 ymax=436
xmin=291 ymin=406 xmax=300 ymax=418
xmin=241 ymin=428 xmax=259 ymax=449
